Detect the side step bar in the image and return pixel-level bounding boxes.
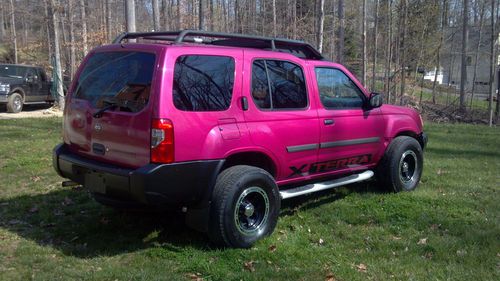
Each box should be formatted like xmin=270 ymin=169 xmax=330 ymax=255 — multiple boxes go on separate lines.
xmin=279 ymin=170 xmax=374 ymax=200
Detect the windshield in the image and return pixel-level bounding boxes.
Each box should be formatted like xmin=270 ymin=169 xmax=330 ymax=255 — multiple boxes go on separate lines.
xmin=0 ymin=65 xmax=27 ymax=78
xmin=74 ymin=51 xmax=156 ymax=112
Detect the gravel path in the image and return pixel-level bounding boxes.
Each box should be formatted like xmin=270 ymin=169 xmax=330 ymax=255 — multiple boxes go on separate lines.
xmin=0 ymin=104 xmax=63 ymax=119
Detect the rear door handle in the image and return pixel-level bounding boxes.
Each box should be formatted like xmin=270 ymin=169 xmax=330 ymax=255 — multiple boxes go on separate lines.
xmin=324 ymin=119 xmax=335 ymax=125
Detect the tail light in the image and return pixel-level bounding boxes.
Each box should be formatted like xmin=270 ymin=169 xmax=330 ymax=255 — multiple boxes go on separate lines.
xmin=150 ymin=118 xmax=174 ymax=163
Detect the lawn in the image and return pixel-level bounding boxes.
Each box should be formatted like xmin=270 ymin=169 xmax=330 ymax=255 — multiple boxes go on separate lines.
xmin=0 ymin=118 xmax=499 ymax=281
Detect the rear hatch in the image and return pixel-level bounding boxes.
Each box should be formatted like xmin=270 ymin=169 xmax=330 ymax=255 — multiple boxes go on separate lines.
xmin=63 ymin=47 xmax=162 ymax=168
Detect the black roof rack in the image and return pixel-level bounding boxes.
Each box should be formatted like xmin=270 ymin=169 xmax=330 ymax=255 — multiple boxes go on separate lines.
xmin=112 ymin=30 xmax=324 ymax=60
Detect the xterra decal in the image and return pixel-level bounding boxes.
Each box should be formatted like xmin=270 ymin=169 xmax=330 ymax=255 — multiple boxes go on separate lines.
xmin=288 ymin=154 xmax=372 ymax=178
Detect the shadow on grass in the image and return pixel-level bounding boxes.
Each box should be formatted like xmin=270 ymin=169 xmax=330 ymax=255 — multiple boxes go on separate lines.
xmin=0 ymin=187 xmax=211 ymax=258
xmin=0 ymin=180 xmax=387 ymax=258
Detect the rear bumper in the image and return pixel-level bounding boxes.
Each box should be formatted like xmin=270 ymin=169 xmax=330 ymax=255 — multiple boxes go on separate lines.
xmin=53 ymin=143 xmax=224 ymax=207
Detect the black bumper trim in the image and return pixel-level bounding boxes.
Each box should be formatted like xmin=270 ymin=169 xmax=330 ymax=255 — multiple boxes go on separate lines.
xmin=417 ymin=132 xmax=428 ymax=149
xmin=53 ymin=143 xmax=224 ymax=207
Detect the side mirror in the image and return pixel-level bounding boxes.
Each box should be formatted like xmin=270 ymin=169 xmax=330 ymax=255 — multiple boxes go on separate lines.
xmin=26 ymin=76 xmax=34 ymax=83
xmin=368 ymin=92 xmax=383 ymax=108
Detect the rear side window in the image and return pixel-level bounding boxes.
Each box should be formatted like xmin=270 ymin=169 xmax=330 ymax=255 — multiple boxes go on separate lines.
xmin=251 ymin=59 xmax=307 ymax=110
xmin=173 ymin=55 xmax=235 ymax=111
xmin=74 ymin=51 xmax=156 ymax=112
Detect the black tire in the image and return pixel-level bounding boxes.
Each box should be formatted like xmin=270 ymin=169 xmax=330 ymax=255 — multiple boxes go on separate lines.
xmin=377 ymin=136 xmax=424 ymax=192
xmin=7 ymin=92 xmax=23 ymax=113
xmin=208 ymin=165 xmax=281 ymax=248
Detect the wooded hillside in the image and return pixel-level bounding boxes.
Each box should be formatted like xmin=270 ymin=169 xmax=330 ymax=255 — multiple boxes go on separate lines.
xmin=0 ymin=0 xmax=499 ymax=122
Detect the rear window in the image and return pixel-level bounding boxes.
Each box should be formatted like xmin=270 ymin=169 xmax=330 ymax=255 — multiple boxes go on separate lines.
xmin=74 ymin=51 xmax=156 ymax=112
xmin=173 ymin=55 xmax=235 ymax=111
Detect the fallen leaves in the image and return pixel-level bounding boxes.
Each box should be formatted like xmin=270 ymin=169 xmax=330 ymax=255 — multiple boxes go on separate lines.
xmin=417 ymin=238 xmax=428 ymax=245
xmin=186 ymin=273 xmax=204 ymax=281
xmin=62 ymin=197 xmax=74 ymax=206
xmin=325 ymin=272 xmax=337 ymax=281
xmin=356 ymin=263 xmax=367 ymax=273
xmin=243 ymin=260 xmax=256 ymax=272
xmin=268 ymin=245 xmax=277 ymax=253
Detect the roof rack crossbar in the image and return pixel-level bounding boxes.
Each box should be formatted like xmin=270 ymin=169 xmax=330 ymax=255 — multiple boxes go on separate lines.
xmin=112 ymin=30 xmax=323 ymax=59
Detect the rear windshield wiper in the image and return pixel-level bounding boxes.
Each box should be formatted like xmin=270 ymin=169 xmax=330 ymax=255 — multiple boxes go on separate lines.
xmin=93 ymin=100 xmax=117 ymax=118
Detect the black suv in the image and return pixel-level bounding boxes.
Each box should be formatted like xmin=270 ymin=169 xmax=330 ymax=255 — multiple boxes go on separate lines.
xmin=0 ymin=64 xmax=54 ymax=113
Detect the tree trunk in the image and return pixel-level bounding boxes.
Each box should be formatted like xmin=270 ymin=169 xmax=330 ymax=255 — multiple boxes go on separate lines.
xmin=337 ymin=0 xmax=344 ymax=63
xmin=272 ymin=0 xmax=277 ymax=37
xmin=385 ymin=0 xmax=393 ymax=103
xmin=152 ymin=0 xmax=161 ymax=31
xmin=459 ymin=0 xmax=469 ymax=111
xmin=0 ymin=4 xmax=5 ymax=41
xmin=106 ymin=0 xmax=112 ymax=40
xmin=44 ymin=0 xmax=52 ymax=64
xmin=125 ymin=0 xmax=136 ymax=32
xmin=80 ymin=0 xmax=88 ymax=55
xmin=9 ymin=0 xmax=17 ymax=64
xmin=68 ymin=0 xmax=76 ymax=78
xmin=399 ymin=0 xmax=407 ymax=105
xmin=371 ymin=0 xmax=379 ymax=91
xmin=361 ymin=0 xmax=367 ymax=85
xmin=317 ymin=0 xmax=325 ymax=53
xmin=469 ymin=1 xmax=485 ymax=111
xmin=198 ymin=0 xmax=204 ymax=30
xmin=432 ymin=0 xmax=448 ymax=104
xmin=50 ymin=0 xmax=65 ymax=111
xmin=209 ymin=0 xmax=214 ymax=30
xmin=292 ymin=0 xmax=297 ymax=39
xmin=177 ymin=0 xmax=182 ymax=30
xmin=488 ymin=0 xmax=496 ymax=125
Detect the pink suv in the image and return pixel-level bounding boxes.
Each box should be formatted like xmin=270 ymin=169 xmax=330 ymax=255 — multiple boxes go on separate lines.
xmin=53 ymin=30 xmax=427 ymax=248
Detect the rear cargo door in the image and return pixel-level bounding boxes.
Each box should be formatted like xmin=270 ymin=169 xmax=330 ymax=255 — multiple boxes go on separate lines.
xmin=64 ymin=50 xmax=160 ymax=168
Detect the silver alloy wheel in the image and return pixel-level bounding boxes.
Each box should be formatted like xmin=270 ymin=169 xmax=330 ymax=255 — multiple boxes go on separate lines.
xmin=399 ymin=150 xmax=418 ymax=185
xmin=234 ymin=186 xmax=270 ymax=235
xmin=13 ymin=95 xmax=22 ymax=112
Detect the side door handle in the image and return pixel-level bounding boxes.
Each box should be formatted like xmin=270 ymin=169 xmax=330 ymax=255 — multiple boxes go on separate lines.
xmin=324 ymin=119 xmax=335 ymax=125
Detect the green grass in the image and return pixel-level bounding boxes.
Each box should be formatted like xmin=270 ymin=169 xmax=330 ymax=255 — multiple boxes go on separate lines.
xmin=0 ymin=118 xmax=499 ymax=280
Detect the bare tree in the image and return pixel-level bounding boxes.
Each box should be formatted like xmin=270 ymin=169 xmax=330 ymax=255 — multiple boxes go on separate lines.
xmin=337 ymin=0 xmax=345 ymax=63
xmin=125 ymin=0 xmax=136 ymax=32
xmin=384 ymin=0 xmax=393 ymax=102
xmin=488 ymin=0 xmax=496 ymax=125
xmin=198 ymin=0 xmax=204 ymax=30
xmin=361 ymin=0 xmax=367 ymax=85
xmin=50 ymin=0 xmax=64 ymax=110
xmin=400 ymin=0 xmax=408 ymax=105
xmin=0 ymin=4 xmax=5 ymax=42
xmin=470 ymin=0 xmax=485 ymax=110
xmin=459 ymin=0 xmax=469 ymax=111
xmin=68 ymin=0 xmax=76 ymax=77
xmin=317 ymin=0 xmax=325 ymax=53
xmin=80 ymin=0 xmax=88 ymax=55
xmin=272 ymin=0 xmax=277 ymax=37
xmin=371 ymin=0 xmax=379 ymax=91
xmin=9 ymin=0 xmax=18 ymax=64
xmin=153 ymin=0 xmax=161 ymax=31
xmin=432 ymin=0 xmax=448 ymax=104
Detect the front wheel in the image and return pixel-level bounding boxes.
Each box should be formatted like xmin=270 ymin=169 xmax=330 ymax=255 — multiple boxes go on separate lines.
xmin=377 ymin=136 xmax=424 ymax=192
xmin=7 ymin=93 xmax=23 ymax=113
xmin=208 ymin=165 xmax=280 ymax=248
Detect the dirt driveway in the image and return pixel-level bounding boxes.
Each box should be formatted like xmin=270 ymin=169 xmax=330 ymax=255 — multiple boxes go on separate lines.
xmin=0 ymin=104 xmax=63 ymax=120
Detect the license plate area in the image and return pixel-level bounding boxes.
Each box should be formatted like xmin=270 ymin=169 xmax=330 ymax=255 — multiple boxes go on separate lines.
xmin=84 ymin=172 xmax=107 ymax=194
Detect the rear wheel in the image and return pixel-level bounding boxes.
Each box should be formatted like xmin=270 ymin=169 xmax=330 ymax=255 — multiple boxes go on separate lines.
xmin=7 ymin=92 xmax=23 ymax=113
xmin=377 ymin=136 xmax=423 ymax=192
xmin=208 ymin=165 xmax=280 ymax=248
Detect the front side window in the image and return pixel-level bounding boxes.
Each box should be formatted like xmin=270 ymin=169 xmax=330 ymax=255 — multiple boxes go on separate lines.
xmin=251 ymin=60 xmax=307 ymax=110
xmin=74 ymin=51 xmax=156 ymax=112
xmin=173 ymin=55 xmax=235 ymax=111
xmin=315 ymin=68 xmax=365 ymax=109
